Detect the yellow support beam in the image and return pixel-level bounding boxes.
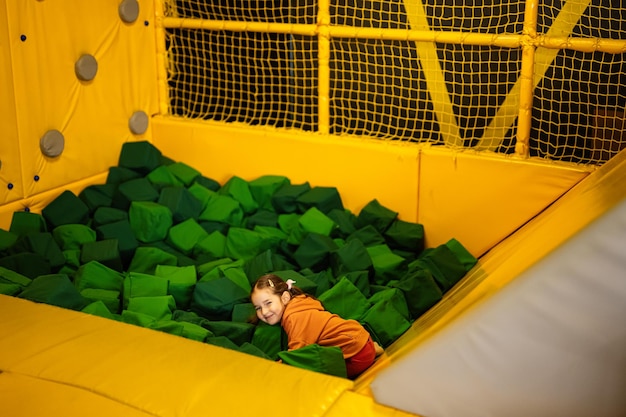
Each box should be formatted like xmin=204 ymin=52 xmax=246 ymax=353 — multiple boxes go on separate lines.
xmin=318 ymin=0 xmax=331 ymax=134
xmin=162 ymin=17 xmax=318 ymax=36
xmin=155 ymin=0 xmax=169 ymax=116
xmin=403 ymin=0 xmax=462 ymax=147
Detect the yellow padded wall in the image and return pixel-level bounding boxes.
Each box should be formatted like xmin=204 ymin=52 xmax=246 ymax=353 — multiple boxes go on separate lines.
xmin=152 ymin=117 xmax=421 ymax=223
xmin=0 ymin=0 xmax=158 ymax=215
xmin=418 ymin=148 xmax=592 ymax=255
xmin=152 ymin=118 xmax=590 ymax=257
xmin=0 ymin=1 xmax=21 ymax=205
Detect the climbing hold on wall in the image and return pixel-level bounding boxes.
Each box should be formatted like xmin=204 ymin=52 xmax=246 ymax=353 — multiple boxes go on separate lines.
xmin=119 ymin=0 xmax=139 ymax=24
xmin=129 ymin=111 xmax=149 ymax=135
xmin=40 ymin=129 xmax=65 ymax=158
xmin=75 ymin=54 xmax=98 ymax=82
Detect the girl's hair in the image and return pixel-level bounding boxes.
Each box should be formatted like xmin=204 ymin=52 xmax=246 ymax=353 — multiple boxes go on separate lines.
xmin=252 ymin=273 xmax=305 ymax=298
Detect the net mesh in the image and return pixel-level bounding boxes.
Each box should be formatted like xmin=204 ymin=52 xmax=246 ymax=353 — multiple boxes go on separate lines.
xmin=329 ymin=38 xmax=438 ymax=141
xmin=163 ymin=0 xmax=626 ymax=165
xmin=167 ymin=29 xmax=318 ymax=130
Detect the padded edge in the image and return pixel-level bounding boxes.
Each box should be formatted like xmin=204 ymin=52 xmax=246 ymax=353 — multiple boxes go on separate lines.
xmin=0 ymin=371 xmax=153 ymax=417
xmin=0 ymin=295 xmax=353 ymax=417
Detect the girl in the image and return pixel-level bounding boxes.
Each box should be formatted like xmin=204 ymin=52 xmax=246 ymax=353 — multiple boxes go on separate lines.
xmin=250 ymin=273 xmax=383 ymax=379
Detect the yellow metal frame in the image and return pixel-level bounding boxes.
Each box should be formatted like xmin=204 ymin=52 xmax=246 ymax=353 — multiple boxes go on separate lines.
xmin=159 ymin=0 xmax=626 ymax=155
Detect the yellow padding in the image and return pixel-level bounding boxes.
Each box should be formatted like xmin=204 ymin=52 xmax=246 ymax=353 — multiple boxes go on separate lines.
xmin=151 ymin=117 xmax=589 ymax=257
xmin=0 ymin=172 xmax=108 ymax=230
xmin=0 ymin=295 xmax=353 ymax=417
xmin=152 ymin=117 xmax=421 ymax=224
xmin=384 ymin=148 xmax=626 ymax=365
xmin=326 ymin=390 xmax=421 ymax=417
xmin=0 ymin=372 xmax=154 ymax=417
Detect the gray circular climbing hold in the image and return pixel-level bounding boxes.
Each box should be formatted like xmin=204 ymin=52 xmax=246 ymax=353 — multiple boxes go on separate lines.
xmin=75 ymin=54 xmax=98 ymax=81
xmin=40 ymin=130 xmax=65 ymax=157
xmin=129 ymin=111 xmax=149 ymax=135
xmin=119 ymin=0 xmax=139 ymax=23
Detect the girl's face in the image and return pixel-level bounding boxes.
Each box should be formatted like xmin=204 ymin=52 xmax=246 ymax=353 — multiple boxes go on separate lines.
xmin=251 ymin=288 xmax=289 ymax=325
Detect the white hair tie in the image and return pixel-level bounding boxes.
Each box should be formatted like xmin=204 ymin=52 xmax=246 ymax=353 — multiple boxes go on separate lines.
xmin=286 ymin=279 xmax=296 ymax=290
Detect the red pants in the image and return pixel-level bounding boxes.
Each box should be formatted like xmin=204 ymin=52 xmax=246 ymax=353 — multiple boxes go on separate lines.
xmin=345 ymin=337 xmax=376 ymax=379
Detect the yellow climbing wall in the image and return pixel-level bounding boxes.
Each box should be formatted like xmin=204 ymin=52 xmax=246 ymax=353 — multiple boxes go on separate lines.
xmin=0 ymin=0 xmax=158 ymax=225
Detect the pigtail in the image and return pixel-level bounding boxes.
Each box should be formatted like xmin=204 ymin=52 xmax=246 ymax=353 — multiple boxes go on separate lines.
xmin=254 ymin=273 xmax=305 ymax=298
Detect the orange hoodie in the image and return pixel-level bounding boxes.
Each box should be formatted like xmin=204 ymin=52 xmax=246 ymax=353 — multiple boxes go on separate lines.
xmin=281 ymin=295 xmax=370 ymax=359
